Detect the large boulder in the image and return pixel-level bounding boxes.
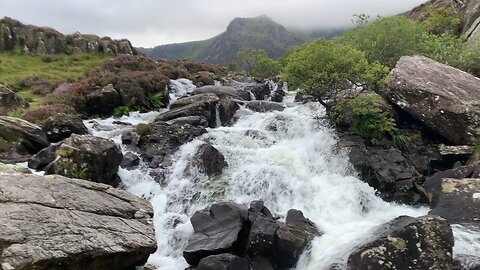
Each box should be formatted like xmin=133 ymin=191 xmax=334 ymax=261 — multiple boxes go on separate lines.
xmin=348 ymin=215 xmax=454 ymax=270
xmin=42 ymin=114 xmax=89 ymax=143
xmin=45 ymin=134 xmax=123 ymax=185
xmin=218 ymin=98 xmax=240 ymax=126
xmin=232 ymin=83 xmax=271 ymax=100
xmin=0 ymin=84 xmax=28 ymax=115
xmin=0 ymin=116 xmax=49 ymax=163
xmin=85 ymin=84 xmax=122 ymax=116
xmin=157 ymin=93 xmax=219 ymax=127
xmin=183 ymin=202 xmax=249 ymax=266
xmin=246 ymin=101 xmax=285 ymax=113
xmin=0 ymin=172 xmax=156 ymax=269
xmin=383 ymin=55 xmax=480 ymax=145
xmin=195 ymin=254 xmax=250 ymax=270
xmin=192 ymin=86 xmax=246 ymax=100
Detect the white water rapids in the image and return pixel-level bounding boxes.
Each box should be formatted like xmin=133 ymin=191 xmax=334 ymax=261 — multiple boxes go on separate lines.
xmin=79 ymin=79 xmax=479 ymax=269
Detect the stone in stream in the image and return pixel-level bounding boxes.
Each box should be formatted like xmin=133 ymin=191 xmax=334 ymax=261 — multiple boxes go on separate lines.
xmin=196 ymin=143 xmax=227 ymax=176
xmin=195 ymin=254 xmax=250 ymax=270
xmin=85 ymin=84 xmax=122 ymax=116
xmin=348 ymin=215 xmax=454 ymax=270
xmin=0 ymin=171 xmax=156 ymax=269
xmin=192 ymin=85 xmax=246 ymax=100
xmin=157 ymin=93 xmax=219 ymax=127
xmin=183 ymin=201 xmax=320 ymax=268
xmin=246 ymin=101 xmax=285 ymax=112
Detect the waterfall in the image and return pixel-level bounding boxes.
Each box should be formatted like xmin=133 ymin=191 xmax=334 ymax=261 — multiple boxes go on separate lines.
xmin=81 ymin=80 xmax=477 ymax=269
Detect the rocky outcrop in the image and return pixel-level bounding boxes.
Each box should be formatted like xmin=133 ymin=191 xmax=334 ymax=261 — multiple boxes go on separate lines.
xmin=43 ymin=134 xmax=123 ymax=185
xmin=0 ymin=116 xmax=49 ymax=163
xmin=192 ymin=86 xmax=246 ymax=100
xmin=383 ymin=55 xmax=480 ymax=145
xmin=183 ymin=201 xmax=319 ymax=269
xmin=196 ymin=254 xmax=250 ymax=270
xmin=246 ymin=101 xmax=285 ymax=112
xmin=348 ymin=215 xmax=454 ymax=270
xmin=0 ymin=84 xmax=28 ymax=115
xmin=0 ymin=17 xmax=137 ymax=55
xmin=85 ymin=84 xmax=122 ymax=116
xmin=157 ymin=93 xmax=219 ymax=127
xmin=0 ymin=171 xmax=156 ymax=269
xmin=42 ymin=114 xmax=88 ymax=143
xmin=231 ymin=83 xmax=271 ymax=100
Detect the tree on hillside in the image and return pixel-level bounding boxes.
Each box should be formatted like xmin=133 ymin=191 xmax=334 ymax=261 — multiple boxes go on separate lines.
xmin=281 ymin=39 xmax=389 ymax=108
xmin=236 ymin=49 xmax=281 ymax=78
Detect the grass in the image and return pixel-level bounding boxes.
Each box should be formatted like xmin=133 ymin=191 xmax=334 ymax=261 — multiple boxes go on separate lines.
xmin=0 ymin=52 xmax=112 ymax=106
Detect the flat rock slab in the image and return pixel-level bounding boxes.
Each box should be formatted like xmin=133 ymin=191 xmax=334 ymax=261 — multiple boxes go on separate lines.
xmin=0 ymin=173 xmax=156 ymax=270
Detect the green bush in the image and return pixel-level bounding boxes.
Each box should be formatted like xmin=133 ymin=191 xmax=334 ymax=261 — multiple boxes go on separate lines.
xmin=148 ymin=91 xmax=165 ymax=108
xmin=422 ymin=7 xmax=461 ymax=35
xmin=391 ymin=133 xmax=410 ymax=151
xmin=236 ymin=49 xmax=281 ymax=78
xmin=331 ymin=94 xmax=395 ymax=139
xmin=113 ymin=106 xmax=130 ymax=117
xmin=281 ymin=39 xmax=389 ymax=106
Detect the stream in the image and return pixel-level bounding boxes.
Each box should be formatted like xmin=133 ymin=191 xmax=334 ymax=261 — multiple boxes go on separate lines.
xmin=80 ymin=79 xmax=479 ymax=269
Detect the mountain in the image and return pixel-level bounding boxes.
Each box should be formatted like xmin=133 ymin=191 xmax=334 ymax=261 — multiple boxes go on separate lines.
xmin=139 ymin=15 xmax=306 ymax=65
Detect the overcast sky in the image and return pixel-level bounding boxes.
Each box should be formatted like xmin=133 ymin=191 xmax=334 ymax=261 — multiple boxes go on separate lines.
xmin=0 ymin=0 xmax=426 ymax=47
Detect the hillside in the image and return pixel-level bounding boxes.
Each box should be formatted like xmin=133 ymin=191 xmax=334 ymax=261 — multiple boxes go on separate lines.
xmin=140 ymin=15 xmax=306 ymax=65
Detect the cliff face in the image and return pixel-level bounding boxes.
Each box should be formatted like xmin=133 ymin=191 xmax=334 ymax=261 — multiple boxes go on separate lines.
xmin=409 ymin=0 xmax=480 ymax=41
xmin=0 ymin=17 xmax=137 ymax=55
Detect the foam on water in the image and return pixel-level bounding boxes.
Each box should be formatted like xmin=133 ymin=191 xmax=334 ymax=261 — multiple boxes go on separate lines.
xmin=85 ymin=90 xmax=477 ymax=269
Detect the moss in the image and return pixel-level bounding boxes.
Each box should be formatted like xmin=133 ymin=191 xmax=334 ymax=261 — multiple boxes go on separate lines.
xmin=0 ymin=136 xmax=12 ymax=152
xmin=136 ymin=123 xmax=153 ymax=136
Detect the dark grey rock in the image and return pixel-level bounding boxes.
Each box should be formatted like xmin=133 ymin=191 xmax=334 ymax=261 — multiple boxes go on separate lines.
xmin=42 ymin=114 xmax=88 ymax=143
xmin=196 ymin=254 xmax=250 ymax=270
xmin=246 ymin=101 xmax=285 ymax=112
xmin=196 ymin=143 xmax=227 ymax=176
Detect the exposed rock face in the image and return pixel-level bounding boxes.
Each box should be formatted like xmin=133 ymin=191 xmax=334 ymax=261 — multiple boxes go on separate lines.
xmin=383 ymin=55 xmax=480 ymax=145
xmin=0 ymin=17 xmax=137 ymax=55
xmin=44 ymin=134 xmax=123 ymax=185
xmin=192 ymin=86 xmax=246 ymax=100
xmin=42 ymin=114 xmax=89 ymax=143
xmin=196 ymin=143 xmax=227 ymax=176
xmin=0 ymin=172 xmax=156 ymax=269
xmin=183 ymin=201 xmax=319 ymax=269
xmin=157 ymin=93 xmax=219 ymax=127
xmin=0 ymin=84 xmax=28 ymax=115
xmin=348 ymin=215 xmax=454 ymax=270
xmin=233 ymin=83 xmax=271 ymax=100
xmin=0 ymin=116 xmax=49 ymax=163
xmin=246 ymin=101 xmax=285 ymax=112
xmin=218 ymin=98 xmax=240 ymax=126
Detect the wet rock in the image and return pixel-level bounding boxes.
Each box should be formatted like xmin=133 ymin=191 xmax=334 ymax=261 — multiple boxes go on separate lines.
xmin=424 ymin=162 xmax=480 ymax=206
xmin=167 ymin=116 xmax=209 ymax=127
xmin=121 ymin=131 xmax=138 ymax=145
xmin=246 ymin=101 xmax=285 ymax=112
xmin=340 ymin=134 xmax=419 ymax=203
xmin=246 ymin=217 xmax=279 ymax=258
xmin=196 ymin=143 xmax=227 ymax=176
xmin=0 ymin=116 xmax=49 ymax=163
xmin=121 ymin=151 xmax=140 ymax=169
xmin=183 ymin=202 xmax=248 ymax=266
xmin=286 ymin=209 xmax=320 ymax=236
xmin=348 ymin=215 xmax=454 ymax=270
xmin=219 ymin=98 xmax=240 ymax=126
xmin=428 ymin=178 xmax=480 ymax=223
xmin=294 ymin=91 xmax=317 ymax=103
xmin=0 ymin=83 xmax=28 ymax=115
xmin=383 ymin=55 xmax=480 ymax=145
xmin=0 ymin=172 xmax=156 ymax=269
xmin=137 ymin=122 xmax=206 ymax=168
xmin=275 ymin=224 xmax=314 ymax=268
xmin=85 ymin=84 xmax=122 ymax=116
xmin=270 ymin=89 xmax=284 ymax=102
xmin=157 ymin=93 xmax=219 ymax=127
xmin=243 ymin=83 xmax=271 ymax=100
xmin=42 ymin=114 xmax=88 ymax=143
xmin=28 ymin=143 xmax=59 ymax=170
xmin=45 ymin=134 xmax=123 ymax=185
xmin=251 ymin=256 xmax=275 ymax=270
xmin=0 ymin=163 xmax=31 ymax=174
xmin=195 ymin=254 xmax=250 ymax=270
xmin=248 ymin=200 xmax=274 ymax=224
xmin=192 ymin=86 xmax=246 ymax=100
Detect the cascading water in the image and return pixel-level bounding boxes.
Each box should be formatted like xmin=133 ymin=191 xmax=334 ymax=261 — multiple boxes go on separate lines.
xmin=82 ymin=79 xmax=479 ymax=270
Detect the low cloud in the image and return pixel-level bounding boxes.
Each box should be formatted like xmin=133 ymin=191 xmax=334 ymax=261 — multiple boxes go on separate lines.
xmin=0 ymin=0 xmax=425 ymax=47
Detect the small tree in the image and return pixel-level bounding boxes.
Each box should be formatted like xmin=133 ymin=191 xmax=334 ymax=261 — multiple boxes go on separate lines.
xmin=236 ymin=49 xmax=280 ymax=78
xmin=281 ymin=39 xmax=388 ymax=107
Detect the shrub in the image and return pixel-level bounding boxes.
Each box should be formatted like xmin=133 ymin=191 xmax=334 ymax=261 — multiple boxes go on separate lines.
xmin=391 ymin=133 xmax=410 ymax=150
xmin=331 ymin=94 xmax=395 ymax=139
xmin=236 ymin=49 xmax=281 ymax=78
xmin=113 ymin=106 xmax=130 ymax=117
xmin=422 ymin=7 xmax=461 ymax=35
xmin=149 ymin=92 xmax=165 ymax=108
xmin=42 ymin=82 xmax=91 ymax=111
xmin=21 ymin=104 xmax=76 ymax=125
xmin=136 ymin=123 xmax=153 ymax=136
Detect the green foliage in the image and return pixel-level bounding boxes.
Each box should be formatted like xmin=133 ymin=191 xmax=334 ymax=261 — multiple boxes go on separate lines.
xmin=236 ymin=49 xmax=280 ymax=78
xmin=227 ymin=62 xmax=238 ymax=72
xmin=148 ymin=91 xmax=165 ymax=108
xmin=113 ymin=106 xmax=130 ymax=117
xmin=281 ymin=39 xmax=389 ymax=102
xmin=13 ymin=45 xmax=22 ymax=56
xmin=331 ymin=94 xmax=395 ymax=139
xmin=422 ymin=7 xmax=461 ymax=35
xmin=64 ymin=45 xmax=74 ymax=55
xmin=0 ymin=136 xmax=11 ymax=152
xmin=391 ymin=133 xmax=410 ymax=151
xmin=336 ymin=16 xmax=426 ymax=68
xmin=136 ymin=123 xmax=153 ymax=136
xmin=470 ymin=144 xmax=480 ymax=163
xmin=70 ymin=163 xmax=89 ymax=179
xmin=6 ymin=107 xmax=24 ymax=118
